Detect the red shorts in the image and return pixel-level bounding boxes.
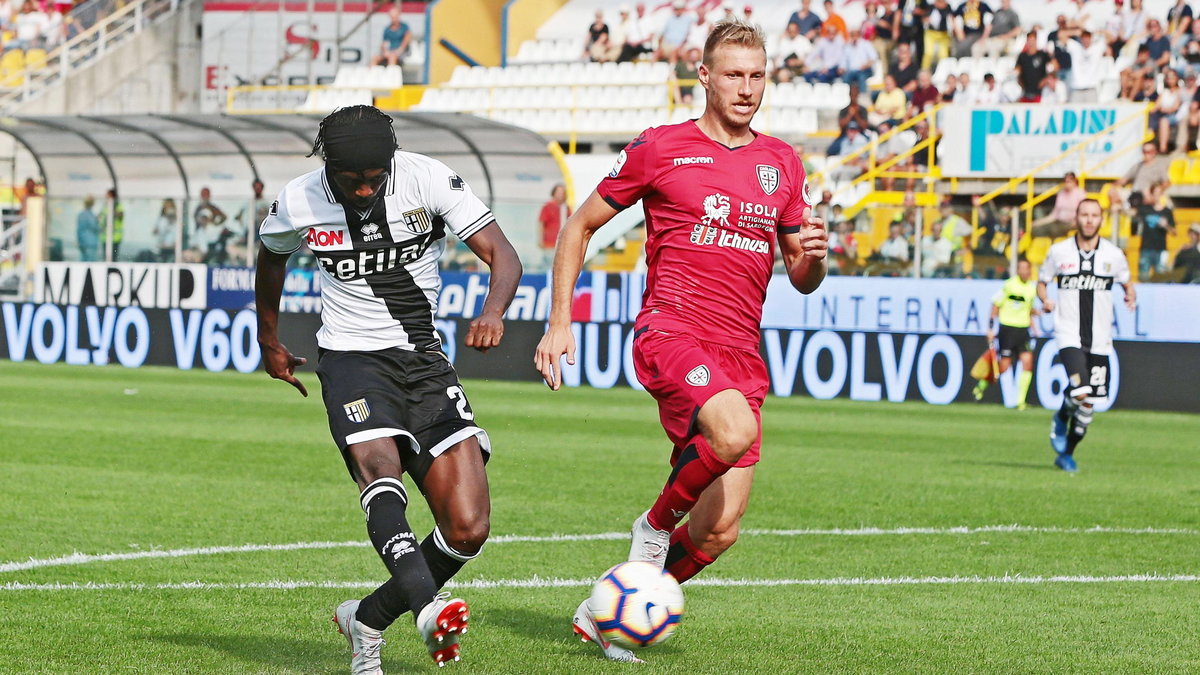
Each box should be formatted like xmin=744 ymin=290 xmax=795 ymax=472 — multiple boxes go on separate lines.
xmin=632 ymin=326 xmax=769 ymax=468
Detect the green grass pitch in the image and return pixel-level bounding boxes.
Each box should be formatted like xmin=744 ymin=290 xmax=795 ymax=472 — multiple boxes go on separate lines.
xmin=1 ymin=360 xmax=1198 ymax=673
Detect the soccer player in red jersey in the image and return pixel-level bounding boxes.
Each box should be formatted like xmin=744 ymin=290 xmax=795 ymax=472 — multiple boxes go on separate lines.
xmin=534 ymin=19 xmax=828 ymax=662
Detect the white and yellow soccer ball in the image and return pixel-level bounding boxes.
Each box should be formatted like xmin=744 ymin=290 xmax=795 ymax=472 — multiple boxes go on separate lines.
xmin=587 ymin=561 xmax=685 ymax=649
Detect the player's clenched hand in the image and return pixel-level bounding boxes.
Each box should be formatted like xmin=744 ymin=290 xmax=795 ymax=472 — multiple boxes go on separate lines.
xmin=260 ymin=340 xmax=308 ymax=397
xmin=534 ymin=324 xmax=576 ymax=391
xmin=465 ymin=313 xmax=504 ymax=352
xmin=1043 ymin=300 xmax=1055 ymax=313
xmin=800 ymin=216 xmax=829 ymax=260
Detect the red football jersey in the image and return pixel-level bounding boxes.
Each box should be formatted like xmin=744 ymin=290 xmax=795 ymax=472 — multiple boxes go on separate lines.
xmin=598 ymin=121 xmax=811 ymax=350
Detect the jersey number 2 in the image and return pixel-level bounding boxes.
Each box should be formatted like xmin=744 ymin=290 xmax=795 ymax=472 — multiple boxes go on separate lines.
xmin=447 ymin=386 xmax=475 ymax=420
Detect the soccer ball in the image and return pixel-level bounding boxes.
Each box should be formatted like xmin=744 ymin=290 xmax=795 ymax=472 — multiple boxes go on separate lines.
xmin=587 ymin=561 xmax=685 ymax=649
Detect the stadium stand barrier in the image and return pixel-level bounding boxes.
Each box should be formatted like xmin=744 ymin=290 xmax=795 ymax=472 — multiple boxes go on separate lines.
xmin=0 ymin=0 xmax=180 ymax=111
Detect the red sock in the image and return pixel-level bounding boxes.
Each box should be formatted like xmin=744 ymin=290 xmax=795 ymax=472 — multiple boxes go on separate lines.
xmin=647 ymin=436 xmax=734 ymax=532
xmin=664 ymin=524 xmax=716 ymax=583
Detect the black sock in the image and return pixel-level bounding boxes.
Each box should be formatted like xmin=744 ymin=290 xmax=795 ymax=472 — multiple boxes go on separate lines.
xmin=1056 ymin=399 xmax=1073 ymax=423
xmin=421 ymin=527 xmax=478 ymax=589
xmin=355 ymin=477 xmax=438 ymax=631
xmin=1065 ymin=426 xmax=1085 ymax=455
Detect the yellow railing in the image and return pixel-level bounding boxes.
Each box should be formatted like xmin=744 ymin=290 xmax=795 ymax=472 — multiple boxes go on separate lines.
xmin=813 ymin=105 xmax=942 ymax=184
xmin=810 ymin=104 xmax=943 ymax=218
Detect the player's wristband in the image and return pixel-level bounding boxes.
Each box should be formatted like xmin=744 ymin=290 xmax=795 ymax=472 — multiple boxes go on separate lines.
xmin=778 ymin=224 xmax=803 ymax=235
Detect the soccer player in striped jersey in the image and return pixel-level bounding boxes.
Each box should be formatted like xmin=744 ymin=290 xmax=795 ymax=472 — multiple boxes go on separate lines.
xmin=255 ymin=106 xmax=521 ymax=671
xmin=972 ymin=258 xmax=1043 ymax=409
xmin=535 ymin=20 xmax=828 ymax=662
xmin=1037 ymin=198 xmax=1136 ymax=472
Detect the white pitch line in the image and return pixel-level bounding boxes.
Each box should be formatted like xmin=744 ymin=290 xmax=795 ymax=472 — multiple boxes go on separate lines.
xmin=2 ymin=525 xmax=1196 ymax=575
xmin=740 ymin=525 xmax=1200 ymax=536
xmin=3 ymin=573 xmax=1200 ymax=592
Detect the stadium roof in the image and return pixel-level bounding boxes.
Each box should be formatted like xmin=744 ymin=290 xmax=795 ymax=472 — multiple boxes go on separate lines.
xmin=0 ymin=113 xmax=561 ymax=204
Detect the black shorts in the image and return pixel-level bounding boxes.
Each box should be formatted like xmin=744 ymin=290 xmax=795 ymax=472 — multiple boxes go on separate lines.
xmin=1059 ymin=347 xmax=1111 ymax=400
xmin=316 ymin=348 xmax=490 ymax=484
xmin=997 ymin=325 xmax=1031 ymax=359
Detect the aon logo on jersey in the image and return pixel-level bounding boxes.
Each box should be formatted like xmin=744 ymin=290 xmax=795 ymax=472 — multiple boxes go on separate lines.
xmin=317 ymin=237 xmax=430 ymax=280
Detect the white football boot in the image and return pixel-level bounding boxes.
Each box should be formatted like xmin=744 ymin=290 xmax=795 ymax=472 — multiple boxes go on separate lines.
xmin=416 ymin=592 xmax=470 ymax=667
xmin=333 ymin=599 xmax=385 ymax=675
xmin=628 ymin=510 xmax=671 ymax=568
xmin=571 ymin=599 xmax=645 ymax=663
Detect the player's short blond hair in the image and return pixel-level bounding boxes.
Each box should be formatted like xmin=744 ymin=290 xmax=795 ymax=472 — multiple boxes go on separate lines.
xmin=702 ymin=19 xmax=766 ymax=67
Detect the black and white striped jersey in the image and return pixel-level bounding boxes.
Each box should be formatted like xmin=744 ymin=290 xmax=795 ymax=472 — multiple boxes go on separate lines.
xmin=260 ymin=151 xmax=493 ymax=352
xmin=1039 ymin=237 xmax=1130 ymax=356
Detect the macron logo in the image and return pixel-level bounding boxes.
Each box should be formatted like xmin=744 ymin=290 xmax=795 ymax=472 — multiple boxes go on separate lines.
xmin=673 ymin=156 xmax=714 ymax=166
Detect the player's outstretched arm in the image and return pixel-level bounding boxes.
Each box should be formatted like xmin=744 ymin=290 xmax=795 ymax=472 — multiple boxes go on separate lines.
xmin=534 ymin=190 xmax=619 ymax=390
xmin=463 ymin=222 xmax=523 ymax=352
xmin=1121 ymin=282 xmax=1137 ymax=311
xmin=779 ymin=213 xmax=829 ymax=294
xmin=254 ymin=246 xmax=308 ymax=397
xmin=1037 ymin=280 xmax=1055 ymax=313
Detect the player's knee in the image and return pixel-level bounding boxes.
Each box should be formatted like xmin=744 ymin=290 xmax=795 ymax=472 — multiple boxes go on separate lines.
xmin=695 ymin=521 xmax=740 ymax=557
xmin=441 ymin=519 xmax=490 ymax=556
xmin=707 ymin=416 xmax=757 ymax=463
xmin=353 ymin=460 xmax=403 ymax=488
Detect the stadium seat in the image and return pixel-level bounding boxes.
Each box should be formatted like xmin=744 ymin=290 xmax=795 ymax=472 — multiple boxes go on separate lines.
xmin=830 ymin=82 xmax=851 ymax=107
xmin=24 ymin=48 xmax=46 ymax=71
xmin=449 ymin=65 xmax=470 ymax=86
xmin=547 ymin=62 xmax=570 ymax=85
xmin=564 ymin=61 xmax=586 ymax=84
xmin=1186 ymin=160 xmax=1200 ymax=183
xmin=1169 ymin=159 xmax=1187 ymax=184
xmin=933 ymin=57 xmax=958 ymax=84
xmin=811 ymin=82 xmax=833 ymax=108
xmin=0 ymin=49 xmax=24 ymax=86
xmin=332 ymin=66 xmax=365 ymax=89
xmin=970 ymin=57 xmax=995 ymax=80
xmin=379 ymin=66 xmax=403 ymax=89
xmin=798 ymin=109 xmax=819 ymax=135
xmin=598 ymin=62 xmax=620 ymax=84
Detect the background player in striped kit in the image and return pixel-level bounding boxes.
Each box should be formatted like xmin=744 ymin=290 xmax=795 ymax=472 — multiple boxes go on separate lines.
xmin=1037 ymin=199 xmax=1136 ymax=472
xmin=255 ymin=106 xmax=521 ymax=671
xmin=535 ymin=19 xmax=828 ymax=662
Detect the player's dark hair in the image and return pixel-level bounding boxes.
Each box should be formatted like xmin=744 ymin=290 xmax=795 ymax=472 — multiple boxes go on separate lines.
xmin=307 ymin=104 xmax=396 ymax=160
xmin=1075 ymin=198 xmax=1101 ymax=216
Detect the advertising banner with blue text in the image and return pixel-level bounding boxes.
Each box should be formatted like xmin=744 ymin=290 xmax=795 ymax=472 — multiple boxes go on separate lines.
xmin=3 ymin=302 xmax=1198 ymax=413
xmin=939 ymin=104 xmax=1147 ymax=178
